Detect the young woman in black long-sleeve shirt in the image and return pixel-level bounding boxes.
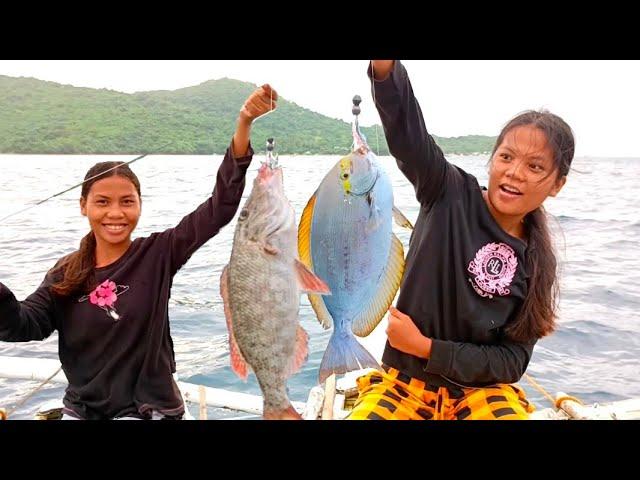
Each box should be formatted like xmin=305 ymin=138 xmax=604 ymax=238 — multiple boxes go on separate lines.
xmin=0 ymin=84 xmax=278 ymax=420
xmin=347 ymin=61 xmax=574 ymax=420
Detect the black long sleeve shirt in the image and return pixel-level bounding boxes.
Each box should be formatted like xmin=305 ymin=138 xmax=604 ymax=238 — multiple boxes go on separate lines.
xmin=370 ymin=61 xmax=535 ymax=388
xmin=0 ymin=144 xmax=253 ymax=419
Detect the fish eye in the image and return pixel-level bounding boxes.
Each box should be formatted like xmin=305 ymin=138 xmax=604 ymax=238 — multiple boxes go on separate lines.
xmin=238 ymin=209 xmax=249 ymax=221
xmin=341 ymin=173 xmax=350 ymax=180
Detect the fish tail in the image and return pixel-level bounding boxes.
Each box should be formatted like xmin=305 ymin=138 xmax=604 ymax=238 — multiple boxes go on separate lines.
xmin=263 ymin=403 xmax=302 ymax=420
xmin=318 ymin=329 xmax=381 ymax=384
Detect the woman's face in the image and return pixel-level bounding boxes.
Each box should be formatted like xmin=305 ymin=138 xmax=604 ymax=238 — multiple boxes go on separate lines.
xmin=487 ymin=125 xmax=566 ymax=220
xmin=80 ymin=175 xmax=141 ymax=249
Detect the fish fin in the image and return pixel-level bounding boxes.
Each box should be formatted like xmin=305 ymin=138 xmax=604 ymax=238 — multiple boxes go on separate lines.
xmin=298 ymin=191 xmax=317 ymax=270
xmin=392 ymin=205 xmax=414 ymax=230
xmin=220 ymin=265 xmax=250 ymax=381
xmin=351 ymin=234 xmax=405 ymax=337
xmin=298 ymin=192 xmax=334 ymax=330
xmin=318 ymin=330 xmax=381 ymax=384
xmin=263 ymin=404 xmax=302 ymax=420
xmin=310 ymin=294 xmax=333 ymax=330
xmin=366 ymin=192 xmax=383 ymax=232
xmin=294 ymin=259 xmax=330 ymax=295
xmin=284 ymin=324 xmax=309 ymax=378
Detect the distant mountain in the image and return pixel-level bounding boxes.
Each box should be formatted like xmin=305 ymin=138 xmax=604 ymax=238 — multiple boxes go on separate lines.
xmin=0 ymin=75 xmax=496 ymax=155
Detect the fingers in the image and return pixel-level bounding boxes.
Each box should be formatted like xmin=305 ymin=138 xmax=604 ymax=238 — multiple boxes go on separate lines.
xmin=388 ymin=306 xmax=409 ymax=320
xmin=261 ymin=84 xmax=279 ymax=102
xmin=386 ymin=309 xmax=401 ymax=333
xmin=241 ymin=85 xmax=278 ymax=120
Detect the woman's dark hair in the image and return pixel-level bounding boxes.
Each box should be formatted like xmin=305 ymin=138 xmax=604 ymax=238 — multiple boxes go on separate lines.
xmin=50 ymin=162 xmax=141 ymax=297
xmin=490 ymin=110 xmax=575 ymax=342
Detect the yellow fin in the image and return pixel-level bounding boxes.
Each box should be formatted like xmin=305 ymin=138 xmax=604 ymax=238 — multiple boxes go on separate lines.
xmin=298 ymin=192 xmax=333 ymax=330
xmin=392 ymin=205 xmax=414 ymax=230
xmin=351 ymin=234 xmax=405 ymax=337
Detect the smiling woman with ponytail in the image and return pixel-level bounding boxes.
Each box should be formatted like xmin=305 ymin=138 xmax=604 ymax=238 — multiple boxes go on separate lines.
xmin=0 ymin=84 xmax=279 ymax=420
xmin=50 ymin=161 xmax=141 ymax=298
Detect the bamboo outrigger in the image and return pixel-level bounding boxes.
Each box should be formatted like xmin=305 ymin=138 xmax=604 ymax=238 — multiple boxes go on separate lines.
xmin=304 ymin=369 xmax=640 ymax=420
xmin=1 ymin=355 xmax=639 ymax=420
xmin=0 ymin=356 xmax=305 ymax=420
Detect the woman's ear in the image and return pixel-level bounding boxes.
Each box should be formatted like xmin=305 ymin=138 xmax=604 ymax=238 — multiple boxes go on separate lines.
xmin=549 ymin=175 xmax=567 ymax=198
xmin=80 ymin=197 xmax=87 ymax=216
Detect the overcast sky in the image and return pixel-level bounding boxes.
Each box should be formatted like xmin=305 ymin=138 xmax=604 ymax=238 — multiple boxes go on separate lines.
xmin=1 ymin=60 xmax=639 ymax=157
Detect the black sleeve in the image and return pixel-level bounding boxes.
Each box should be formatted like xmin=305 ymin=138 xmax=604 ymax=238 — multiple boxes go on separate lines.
xmin=164 ymin=142 xmax=253 ymax=275
xmin=0 ymin=274 xmax=58 ymax=342
xmin=424 ymin=337 xmax=536 ymax=385
xmin=368 ymin=60 xmax=449 ymax=207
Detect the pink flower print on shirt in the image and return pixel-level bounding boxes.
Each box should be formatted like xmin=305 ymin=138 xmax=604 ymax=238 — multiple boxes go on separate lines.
xmin=79 ymin=280 xmax=129 ymax=321
xmin=89 ymin=280 xmax=118 ymax=308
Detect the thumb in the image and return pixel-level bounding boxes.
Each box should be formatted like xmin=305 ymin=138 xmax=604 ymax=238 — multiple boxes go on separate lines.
xmin=389 ymin=306 xmax=402 ymax=317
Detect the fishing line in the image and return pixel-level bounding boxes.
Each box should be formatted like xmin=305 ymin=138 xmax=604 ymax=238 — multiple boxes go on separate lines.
xmin=0 ymin=142 xmax=171 ymax=224
xmin=4 ymin=365 xmax=63 ymax=418
xmin=251 ymin=85 xmax=275 ymax=124
xmin=370 ymin=61 xmax=381 ymax=157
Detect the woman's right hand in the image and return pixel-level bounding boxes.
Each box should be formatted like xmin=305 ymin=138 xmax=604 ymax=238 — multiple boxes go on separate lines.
xmin=239 ymin=84 xmax=278 ymax=125
xmin=232 ymin=84 xmax=279 ymax=157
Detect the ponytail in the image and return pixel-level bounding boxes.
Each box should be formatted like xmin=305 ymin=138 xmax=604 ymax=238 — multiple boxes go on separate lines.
xmin=50 ymin=231 xmax=97 ymax=297
xmin=505 ymin=207 xmax=558 ymax=342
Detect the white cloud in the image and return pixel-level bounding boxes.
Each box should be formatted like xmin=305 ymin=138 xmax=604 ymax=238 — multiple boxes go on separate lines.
xmin=1 ymin=60 xmax=639 ymax=157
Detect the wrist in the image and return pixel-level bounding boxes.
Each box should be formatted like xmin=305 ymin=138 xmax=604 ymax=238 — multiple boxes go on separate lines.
xmin=371 ymin=60 xmax=395 ymax=81
xmin=237 ymin=115 xmax=252 ymax=128
xmin=416 ymin=335 xmax=432 ymax=359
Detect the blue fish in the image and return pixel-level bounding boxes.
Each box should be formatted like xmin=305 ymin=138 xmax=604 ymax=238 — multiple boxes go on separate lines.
xmin=299 ymin=125 xmax=412 ymax=383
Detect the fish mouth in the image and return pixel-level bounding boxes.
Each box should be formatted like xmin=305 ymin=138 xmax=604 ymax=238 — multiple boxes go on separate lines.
xmin=352 ymin=119 xmax=370 ymax=154
xmin=258 ymin=163 xmax=282 ymax=184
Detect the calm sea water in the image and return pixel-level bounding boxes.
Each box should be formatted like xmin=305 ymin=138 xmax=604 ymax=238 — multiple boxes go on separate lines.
xmin=1 ymin=154 xmax=639 ymax=419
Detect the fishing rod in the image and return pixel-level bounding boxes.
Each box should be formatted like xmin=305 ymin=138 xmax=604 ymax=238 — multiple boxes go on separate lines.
xmin=0 ymin=143 xmax=172 ymax=223
xmin=2 ymin=365 xmax=63 ymax=419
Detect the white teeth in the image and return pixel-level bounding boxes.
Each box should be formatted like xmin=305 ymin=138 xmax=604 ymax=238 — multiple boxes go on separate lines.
xmin=502 ymin=185 xmax=520 ymax=194
xmin=104 ymin=225 xmax=126 ymax=232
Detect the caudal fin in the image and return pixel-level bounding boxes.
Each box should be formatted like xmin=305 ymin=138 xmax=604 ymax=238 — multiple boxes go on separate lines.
xmin=263 ymin=404 xmax=302 ymax=420
xmin=318 ymin=330 xmax=381 ymax=384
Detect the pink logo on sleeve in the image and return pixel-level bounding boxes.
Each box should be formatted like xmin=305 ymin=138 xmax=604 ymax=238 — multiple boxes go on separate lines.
xmin=467 ymin=242 xmax=518 ymax=298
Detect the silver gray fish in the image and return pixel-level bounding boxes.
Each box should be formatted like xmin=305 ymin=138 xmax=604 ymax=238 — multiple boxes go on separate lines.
xmin=220 ymin=162 xmax=330 ymax=419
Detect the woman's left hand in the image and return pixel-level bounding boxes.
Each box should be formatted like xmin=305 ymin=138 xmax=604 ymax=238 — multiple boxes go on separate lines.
xmin=386 ymin=306 xmax=432 ymax=359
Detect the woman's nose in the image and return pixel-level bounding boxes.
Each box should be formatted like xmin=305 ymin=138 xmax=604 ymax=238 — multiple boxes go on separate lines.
xmin=506 ymin=158 xmax=526 ymax=180
xmin=106 ymin=206 xmax=125 ymax=218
